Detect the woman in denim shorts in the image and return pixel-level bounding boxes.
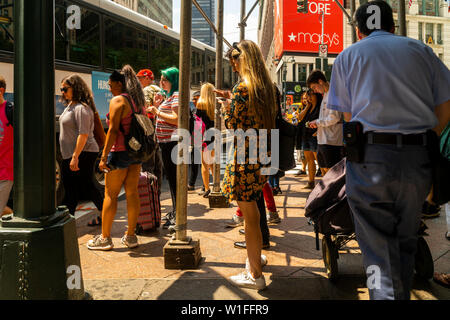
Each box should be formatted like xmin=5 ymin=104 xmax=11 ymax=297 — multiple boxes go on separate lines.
xmin=301 ymin=90 xmax=322 ymax=189
xmin=87 ymin=65 xmax=144 ymax=251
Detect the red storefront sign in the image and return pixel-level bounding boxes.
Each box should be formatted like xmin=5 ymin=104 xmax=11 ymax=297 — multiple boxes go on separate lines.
xmin=274 ymin=0 xmax=344 ymax=58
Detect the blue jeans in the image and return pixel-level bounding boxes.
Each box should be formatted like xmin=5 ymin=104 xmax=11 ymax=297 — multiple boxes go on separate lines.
xmin=346 ymin=144 xmax=432 ymax=300
xmin=269 ymin=175 xmax=279 ymax=188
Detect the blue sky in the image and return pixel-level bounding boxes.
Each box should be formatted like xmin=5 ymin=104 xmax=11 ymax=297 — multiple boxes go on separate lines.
xmin=172 ymin=0 xmax=260 ymax=44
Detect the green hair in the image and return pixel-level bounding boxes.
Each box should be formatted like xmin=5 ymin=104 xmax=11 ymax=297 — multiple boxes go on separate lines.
xmin=161 ymin=67 xmax=179 ymax=97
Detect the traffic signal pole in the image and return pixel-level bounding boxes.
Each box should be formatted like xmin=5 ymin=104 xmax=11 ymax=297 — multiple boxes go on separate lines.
xmin=0 ymin=0 xmax=87 ymax=299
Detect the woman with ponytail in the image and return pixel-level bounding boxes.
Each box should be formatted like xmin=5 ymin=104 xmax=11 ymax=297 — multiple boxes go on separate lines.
xmin=59 ymin=74 xmax=104 ymax=225
xmin=87 ymin=65 xmax=145 ymax=251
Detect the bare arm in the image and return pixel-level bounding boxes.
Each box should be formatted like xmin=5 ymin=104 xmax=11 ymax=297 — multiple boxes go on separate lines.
xmin=433 ymin=100 xmax=450 ymax=136
xmin=70 ymin=134 xmax=88 ymax=171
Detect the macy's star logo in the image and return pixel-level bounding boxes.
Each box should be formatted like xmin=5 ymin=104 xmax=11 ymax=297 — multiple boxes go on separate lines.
xmin=288 ymin=32 xmax=297 ymax=42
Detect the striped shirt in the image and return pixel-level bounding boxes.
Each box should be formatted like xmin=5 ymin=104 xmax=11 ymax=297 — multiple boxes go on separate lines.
xmin=156 ymin=91 xmax=178 ymax=143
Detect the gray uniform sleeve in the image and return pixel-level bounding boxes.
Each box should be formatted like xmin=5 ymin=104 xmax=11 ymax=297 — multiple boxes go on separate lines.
xmin=73 ymin=104 xmax=93 ymax=135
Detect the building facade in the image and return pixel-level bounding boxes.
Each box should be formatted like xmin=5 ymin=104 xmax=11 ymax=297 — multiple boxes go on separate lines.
xmin=259 ymin=0 xmax=450 ymax=104
xmin=192 ymin=0 xmax=216 ymax=47
xmin=111 ymin=0 xmax=173 ymax=28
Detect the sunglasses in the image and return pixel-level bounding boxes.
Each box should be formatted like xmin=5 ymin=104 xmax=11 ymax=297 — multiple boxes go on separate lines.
xmin=60 ymin=87 xmax=70 ymax=93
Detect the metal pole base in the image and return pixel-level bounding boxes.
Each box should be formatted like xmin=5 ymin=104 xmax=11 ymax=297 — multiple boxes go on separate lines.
xmin=0 ymin=207 xmax=87 ymax=300
xmin=163 ymin=238 xmax=202 ymax=269
xmin=208 ymin=192 xmax=229 ymax=208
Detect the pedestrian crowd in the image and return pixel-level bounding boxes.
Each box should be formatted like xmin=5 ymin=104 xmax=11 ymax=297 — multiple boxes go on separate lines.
xmin=0 ymin=0 xmax=449 ymax=299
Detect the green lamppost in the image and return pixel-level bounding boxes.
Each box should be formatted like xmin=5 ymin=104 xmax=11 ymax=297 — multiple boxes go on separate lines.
xmin=0 ymin=0 xmax=87 ymax=300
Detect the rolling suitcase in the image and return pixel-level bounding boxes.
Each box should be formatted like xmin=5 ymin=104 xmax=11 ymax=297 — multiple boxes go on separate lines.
xmin=136 ymin=171 xmax=161 ymax=234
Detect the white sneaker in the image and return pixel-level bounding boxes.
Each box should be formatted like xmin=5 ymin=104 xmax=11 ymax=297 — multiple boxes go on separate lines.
xmin=245 ymin=255 xmax=268 ymax=270
xmin=229 ymin=271 xmax=266 ymax=290
xmin=121 ymin=234 xmax=139 ymax=249
xmin=226 ymin=213 xmax=244 ymax=228
xmin=87 ymin=235 xmax=113 ymax=251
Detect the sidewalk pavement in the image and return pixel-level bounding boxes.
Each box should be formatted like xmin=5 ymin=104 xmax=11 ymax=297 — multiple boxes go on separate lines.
xmin=75 ymin=168 xmax=450 ymax=300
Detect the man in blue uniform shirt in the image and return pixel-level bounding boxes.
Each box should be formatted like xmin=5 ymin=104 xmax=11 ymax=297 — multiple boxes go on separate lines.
xmin=328 ymin=0 xmax=450 ymax=299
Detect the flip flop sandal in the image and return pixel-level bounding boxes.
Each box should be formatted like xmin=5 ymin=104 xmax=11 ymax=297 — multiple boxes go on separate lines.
xmin=87 ymin=216 xmax=102 ymax=227
xmin=433 ymin=272 xmax=450 ymax=289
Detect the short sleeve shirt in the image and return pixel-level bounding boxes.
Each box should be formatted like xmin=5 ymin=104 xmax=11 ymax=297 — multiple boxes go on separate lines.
xmin=328 ymin=31 xmax=450 ymax=134
xmin=59 ymin=102 xmax=99 ymax=159
xmin=155 ymin=92 xmax=179 ymax=143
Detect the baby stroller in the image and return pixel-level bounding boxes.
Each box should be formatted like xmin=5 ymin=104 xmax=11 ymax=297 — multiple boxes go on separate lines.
xmin=304 ymin=158 xmax=434 ymax=282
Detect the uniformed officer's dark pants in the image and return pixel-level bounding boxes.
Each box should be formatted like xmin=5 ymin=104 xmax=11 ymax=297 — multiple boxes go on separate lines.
xmin=346 ymin=143 xmax=432 ymax=300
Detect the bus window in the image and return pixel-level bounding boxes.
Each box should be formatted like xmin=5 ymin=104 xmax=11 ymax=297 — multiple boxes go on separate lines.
xmin=148 ymin=34 xmax=179 ymax=79
xmin=55 ymin=0 xmax=100 ymax=66
xmin=191 ymin=49 xmax=204 ymax=86
xmin=104 ymin=18 xmax=149 ymax=71
xmin=0 ymin=0 xmax=14 ymax=52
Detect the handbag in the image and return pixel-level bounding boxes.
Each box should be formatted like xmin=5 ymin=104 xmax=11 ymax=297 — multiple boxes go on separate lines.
xmin=276 ymin=111 xmax=297 ymax=171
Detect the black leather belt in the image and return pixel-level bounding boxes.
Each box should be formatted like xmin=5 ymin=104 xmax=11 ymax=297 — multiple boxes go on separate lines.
xmin=365 ymin=132 xmax=427 ymax=147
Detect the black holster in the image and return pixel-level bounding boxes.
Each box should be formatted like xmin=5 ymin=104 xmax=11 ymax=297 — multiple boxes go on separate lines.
xmin=343 ymin=121 xmax=365 ymax=163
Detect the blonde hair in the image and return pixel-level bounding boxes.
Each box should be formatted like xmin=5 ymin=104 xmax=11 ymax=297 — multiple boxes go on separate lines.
xmin=197 ymin=82 xmax=216 ymax=121
xmin=235 ymin=40 xmax=277 ymax=129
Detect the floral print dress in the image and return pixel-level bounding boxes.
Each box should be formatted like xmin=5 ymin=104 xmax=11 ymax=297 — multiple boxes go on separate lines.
xmin=221 ymin=81 xmax=268 ymax=202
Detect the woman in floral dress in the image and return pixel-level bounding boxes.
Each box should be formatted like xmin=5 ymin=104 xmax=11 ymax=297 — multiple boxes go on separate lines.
xmin=218 ymin=40 xmax=277 ymax=290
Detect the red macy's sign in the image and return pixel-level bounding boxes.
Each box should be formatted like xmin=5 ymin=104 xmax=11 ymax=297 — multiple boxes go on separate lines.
xmin=274 ymin=0 xmax=344 ymax=57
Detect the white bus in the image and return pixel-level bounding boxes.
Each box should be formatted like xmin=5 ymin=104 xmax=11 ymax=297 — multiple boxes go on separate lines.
xmin=0 ymin=0 xmax=235 ymax=204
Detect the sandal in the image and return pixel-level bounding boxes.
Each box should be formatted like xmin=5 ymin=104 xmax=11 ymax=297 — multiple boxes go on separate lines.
xmin=433 ymin=272 xmax=450 ymax=289
xmin=87 ymin=215 xmax=102 ymax=227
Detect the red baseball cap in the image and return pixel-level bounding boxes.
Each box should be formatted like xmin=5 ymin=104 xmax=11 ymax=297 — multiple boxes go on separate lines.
xmin=136 ymin=69 xmax=154 ymax=80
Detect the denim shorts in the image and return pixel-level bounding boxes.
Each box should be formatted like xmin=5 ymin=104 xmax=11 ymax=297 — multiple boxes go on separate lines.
xmin=107 ymin=151 xmax=141 ymax=170
xmin=302 ymin=136 xmax=318 ymax=152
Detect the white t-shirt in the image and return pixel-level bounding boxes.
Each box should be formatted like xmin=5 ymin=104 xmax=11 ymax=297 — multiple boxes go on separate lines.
xmin=316 ymin=92 xmax=344 ymax=146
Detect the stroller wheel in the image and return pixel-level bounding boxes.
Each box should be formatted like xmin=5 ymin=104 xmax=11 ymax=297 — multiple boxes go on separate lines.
xmin=415 ymin=236 xmax=434 ymax=280
xmin=322 ymin=235 xmax=339 ymax=282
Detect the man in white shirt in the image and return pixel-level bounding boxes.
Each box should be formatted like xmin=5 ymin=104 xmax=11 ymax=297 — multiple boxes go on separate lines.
xmin=306 ymin=70 xmax=344 ymax=175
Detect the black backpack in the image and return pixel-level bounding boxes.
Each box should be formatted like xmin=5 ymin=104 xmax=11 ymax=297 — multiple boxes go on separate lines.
xmin=120 ymin=94 xmax=156 ymax=162
xmin=4 ymin=101 xmax=13 ymax=127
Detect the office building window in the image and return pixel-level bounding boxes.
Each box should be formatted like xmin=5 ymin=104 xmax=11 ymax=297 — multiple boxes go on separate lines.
xmin=418 ymin=22 xmax=423 ymax=42
xmin=437 ymin=24 xmax=442 ymax=44
xmin=418 ymin=0 xmax=438 ymax=16
xmin=425 ymin=23 xmax=434 ymax=44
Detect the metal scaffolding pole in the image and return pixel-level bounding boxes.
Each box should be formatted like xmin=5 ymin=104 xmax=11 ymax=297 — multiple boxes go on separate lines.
xmin=240 ymin=0 xmax=246 ymax=41
xmin=209 ymin=0 xmax=228 ymax=208
xmin=163 ymin=0 xmax=202 ymax=269
xmin=192 ymin=0 xmax=232 ymax=48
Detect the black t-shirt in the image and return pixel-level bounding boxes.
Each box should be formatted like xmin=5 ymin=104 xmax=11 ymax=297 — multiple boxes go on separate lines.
xmin=302 ymin=103 xmax=320 ymax=139
xmin=196 ymin=109 xmax=215 ymax=131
